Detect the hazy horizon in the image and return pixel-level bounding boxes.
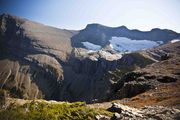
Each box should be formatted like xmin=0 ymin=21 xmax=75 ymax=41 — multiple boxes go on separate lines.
xmin=0 ymin=0 xmax=180 ymax=32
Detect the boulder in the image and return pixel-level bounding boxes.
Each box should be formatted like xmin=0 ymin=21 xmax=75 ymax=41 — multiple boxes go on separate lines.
xmin=107 ymin=103 xmax=143 ymax=118
xmin=111 ymin=112 xmax=122 ymax=120
xmin=144 ymin=74 xmax=156 ymax=79
xmin=107 ymin=103 xmax=122 ymax=113
xmin=95 ymin=115 xmax=111 ymax=120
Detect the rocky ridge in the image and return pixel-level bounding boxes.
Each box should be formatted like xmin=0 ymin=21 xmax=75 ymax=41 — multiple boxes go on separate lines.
xmin=72 ymin=23 xmax=180 ymax=48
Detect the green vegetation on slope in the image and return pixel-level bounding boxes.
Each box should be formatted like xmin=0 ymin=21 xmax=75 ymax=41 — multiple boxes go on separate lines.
xmin=0 ymin=100 xmax=112 ymax=120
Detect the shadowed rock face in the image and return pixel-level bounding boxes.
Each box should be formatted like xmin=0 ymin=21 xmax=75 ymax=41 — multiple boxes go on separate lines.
xmin=0 ymin=13 xmax=179 ymax=102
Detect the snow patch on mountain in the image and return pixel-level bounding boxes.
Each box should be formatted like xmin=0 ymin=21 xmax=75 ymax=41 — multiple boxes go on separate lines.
xmin=170 ymin=39 xmax=180 ymax=43
xmin=109 ymin=37 xmax=160 ymax=52
xmin=82 ymin=42 xmax=101 ymax=51
xmin=157 ymin=41 xmax=164 ymax=44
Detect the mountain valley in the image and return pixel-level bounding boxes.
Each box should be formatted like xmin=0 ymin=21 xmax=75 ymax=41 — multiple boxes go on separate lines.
xmin=0 ymin=13 xmax=180 ymax=120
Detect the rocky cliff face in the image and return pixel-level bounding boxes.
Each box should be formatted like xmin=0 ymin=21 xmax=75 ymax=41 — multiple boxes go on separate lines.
xmin=0 ymin=13 xmax=179 ymax=103
xmin=0 ymin=13 xmax=74 ymax=100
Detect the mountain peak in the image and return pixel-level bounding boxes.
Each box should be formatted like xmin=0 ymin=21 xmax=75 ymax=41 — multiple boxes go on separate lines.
xmin=85 ymin=23 xmax=110 ymax=30
xmin=0 ymin=13 xmax=18 ymax=19
xmin=117 ymin=25 xmax=128 ymax=29
xmin=0 ymin=13 xmax=12 ymax=19
xmin=0 ymin=13 xmax=11 ymax=16
xmin=85 ymin=23 xmax=129 ymax=30
xmin=0 ymin=13 xmax=27 ymax=25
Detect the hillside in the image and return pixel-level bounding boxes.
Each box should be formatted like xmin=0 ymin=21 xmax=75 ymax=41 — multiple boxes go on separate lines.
xmin=0 ymin=13 xmax=180 ymax=120
xmin=0 ymin=13 xmax=180 ymax=104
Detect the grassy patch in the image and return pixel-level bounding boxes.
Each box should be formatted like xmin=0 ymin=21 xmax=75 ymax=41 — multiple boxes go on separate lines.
xmin=0 ymin=100 xmax=112 ymax=120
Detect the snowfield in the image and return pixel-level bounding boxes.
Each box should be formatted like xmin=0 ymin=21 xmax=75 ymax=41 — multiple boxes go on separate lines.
xmin=109 ymin=37 xmax=161 ymax=52
xmin=81 ymin=37 xmax=163 ymax=61
xmin=82 ymin=37 xmax=162 ymax=53
xmin=82 ymin=41 xmax=101 ymax=51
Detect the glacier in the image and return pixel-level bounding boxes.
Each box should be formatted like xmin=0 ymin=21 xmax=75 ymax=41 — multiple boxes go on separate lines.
xmin=109 ymin=37 xmax=161 ymax=53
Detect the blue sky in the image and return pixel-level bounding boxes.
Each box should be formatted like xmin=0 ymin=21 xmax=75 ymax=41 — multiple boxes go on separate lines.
xmin=0 ymin=0 xmax=180 ymax=32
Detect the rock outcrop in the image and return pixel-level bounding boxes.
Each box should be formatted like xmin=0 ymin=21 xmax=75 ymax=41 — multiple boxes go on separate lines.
xmin=107 ymin=103 xmax=180 ymax=120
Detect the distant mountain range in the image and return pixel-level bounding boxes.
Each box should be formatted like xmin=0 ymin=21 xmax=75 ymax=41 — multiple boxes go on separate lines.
xmin=0 ymin=13 xmax=180 ymax=103
xmin=72 ymin=23 xmax=179 ymax=48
